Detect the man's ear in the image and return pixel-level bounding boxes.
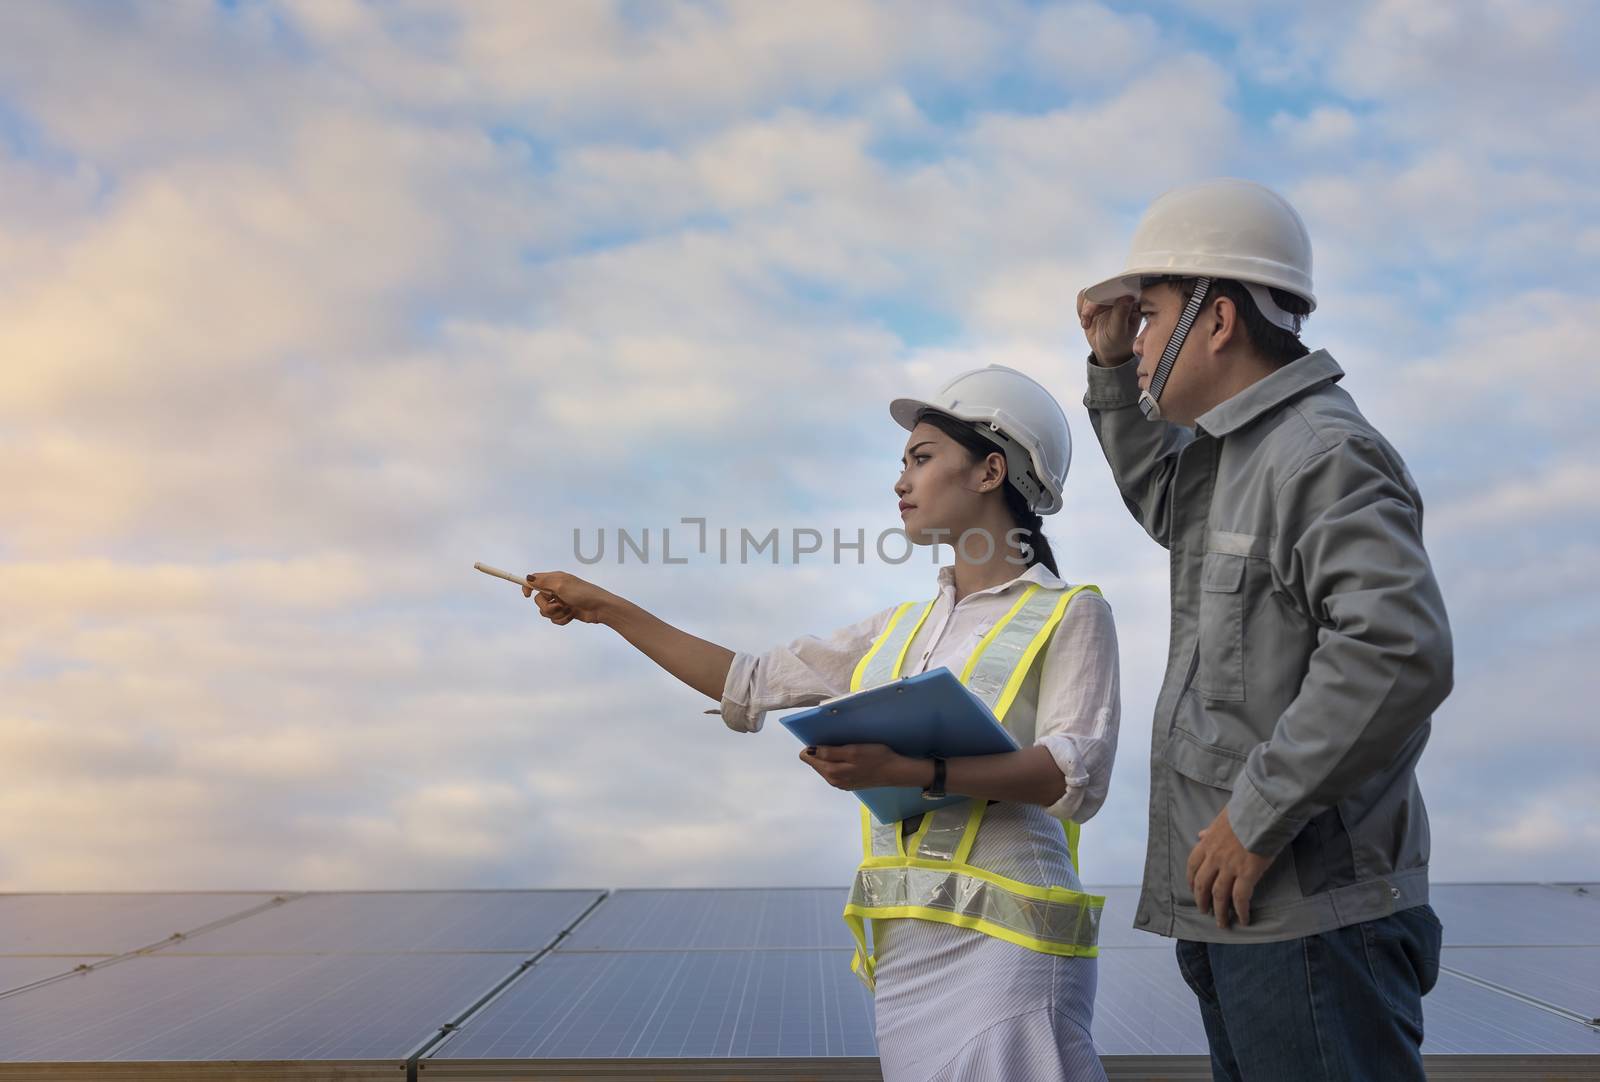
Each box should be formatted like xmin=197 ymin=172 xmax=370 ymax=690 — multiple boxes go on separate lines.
xmin=1209 ymin=295 xmax=1240 ymax=352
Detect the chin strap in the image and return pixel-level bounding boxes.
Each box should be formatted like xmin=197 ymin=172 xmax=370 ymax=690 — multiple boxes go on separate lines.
xmin=1138 ymin=276 xmax=1211 ymax=422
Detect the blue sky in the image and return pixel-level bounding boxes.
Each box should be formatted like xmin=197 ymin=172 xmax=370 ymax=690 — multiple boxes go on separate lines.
xmin=0 ymin=0 xmax=1596 ymax=890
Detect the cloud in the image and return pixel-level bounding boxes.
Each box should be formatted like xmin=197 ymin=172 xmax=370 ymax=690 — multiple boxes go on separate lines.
xmin=276 ymin=0 xmax=1012 ymax=135
xmin=1025 ymin=4 xmax=1161 ymax=87
xmin=0 ymin=555 xmax=388 ymax=619
xmin=0 ymin=111 xmax=524 ymax=408
xmin=1269 ymin=106 xmax=1358 ymax=152
xmin=967 ymin=55 xmax=1236 ymax=204
xmin=1327 ymin=0 xmax=1599 ymax=164
xmin=1429 ymin=460 xmax=1600 ymax=535
xmin=0 ymin=0 xmax=1595 ymax=894
xmin=1484 ymin=786 xmax=1600 ymax=859
xmin=1289 ymin=157 xmax=1599 ymax=296
xmin=0 ymin=2 xmax=301 ymax=164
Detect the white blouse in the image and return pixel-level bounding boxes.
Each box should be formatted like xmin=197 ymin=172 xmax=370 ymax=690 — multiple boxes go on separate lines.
xmin=715 ymin=562 xmax=1121 ymax=822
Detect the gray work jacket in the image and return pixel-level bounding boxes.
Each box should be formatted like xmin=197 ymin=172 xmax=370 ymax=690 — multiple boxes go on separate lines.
xmin=1083 ymin=350 xmax=1453 ymax=943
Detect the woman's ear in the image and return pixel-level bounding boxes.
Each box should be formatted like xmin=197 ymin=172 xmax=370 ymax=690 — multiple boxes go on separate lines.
xmin=985 ymin=451 xmax=1007 ymax=490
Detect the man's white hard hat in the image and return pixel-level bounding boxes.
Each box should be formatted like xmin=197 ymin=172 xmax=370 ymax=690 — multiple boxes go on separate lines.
xmin=1083 ymin=178 xmax=1317 ymax=330
xmin=890 ymin=364 xmax=1071 ymax=515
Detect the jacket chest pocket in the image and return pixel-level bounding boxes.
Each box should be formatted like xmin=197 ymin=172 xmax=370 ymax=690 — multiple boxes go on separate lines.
xmin=1197 ymin=551 xmax=1247 ymax=702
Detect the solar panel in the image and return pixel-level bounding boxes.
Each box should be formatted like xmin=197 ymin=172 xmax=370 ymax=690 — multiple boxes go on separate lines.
xmin=561 ymin=889 xmax=855 ymax=951
xmin=1088 ymin=946 xmax=1600 ymax=1058
xmin=164 ymin=890 xmax=602 ymax=954
xmin=2 ymin=887 xmax=1597 ymax=1071
xmin=0 ymin=957 xmax=104 ymax=996
xmin=1443 ymin=946 xmax=1600 ymax=1023
xmin=1553 ymin=883 xmax=1599 ymax=900
xmin=1422 ymin=970 xmax=1600 ymax=1054
xmin=0 ymin=893 xmax=282 ymax=955
xmin=1096 ymin=885 xmax=1600 ymax=950
xmin=1090 ymin=948 xmax=1209 ymax=1054
xmin=1431 ymin=884 xmax=1600 ymax=946
xmin=429 ymin=950 xmax=877 ymax=1059
xmin=0 ymin=952 xmax=521 ymax=1061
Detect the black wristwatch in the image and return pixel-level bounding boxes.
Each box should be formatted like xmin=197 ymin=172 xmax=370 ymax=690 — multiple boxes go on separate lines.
xmin=921 ymin=757 xmax=947 ymax=800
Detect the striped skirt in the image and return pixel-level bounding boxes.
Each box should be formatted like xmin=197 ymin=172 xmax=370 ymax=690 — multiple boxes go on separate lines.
xmin=872 ymin=916 xmax=1106 ymax=1082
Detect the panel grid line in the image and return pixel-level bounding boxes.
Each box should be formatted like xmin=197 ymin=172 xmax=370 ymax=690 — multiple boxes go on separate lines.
xmin=404 ymin=889 xmax=612 ymax=1069
xmin=0 ymin=893 xmax=304 ymax=1002
xmin=1438 ymin=963 xmax=1600 ymax=1028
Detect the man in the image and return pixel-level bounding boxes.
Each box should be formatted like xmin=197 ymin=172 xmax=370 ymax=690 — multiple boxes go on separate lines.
xmin=1077 ymin=178 xmax=1452 ymax=1082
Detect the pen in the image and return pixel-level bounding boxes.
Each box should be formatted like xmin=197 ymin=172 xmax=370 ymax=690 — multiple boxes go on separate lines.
xmin=474 ymin=562 xmax=529 ymax=588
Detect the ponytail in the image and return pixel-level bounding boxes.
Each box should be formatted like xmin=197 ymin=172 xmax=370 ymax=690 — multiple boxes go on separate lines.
xmin=1001 ymin=483 xmax=1060 ymax=578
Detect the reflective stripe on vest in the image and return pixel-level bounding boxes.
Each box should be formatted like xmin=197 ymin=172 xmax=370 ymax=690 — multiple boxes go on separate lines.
xmin=841 ymin=582 xmax=1105 ymax=989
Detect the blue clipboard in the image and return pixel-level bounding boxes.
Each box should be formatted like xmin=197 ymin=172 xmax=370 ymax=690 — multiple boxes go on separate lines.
xmin=780 ymin=667 xmax=1019 ymax=824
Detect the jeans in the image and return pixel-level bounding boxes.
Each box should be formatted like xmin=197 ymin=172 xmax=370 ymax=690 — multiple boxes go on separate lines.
xmin=1174 ymin=904 xmax=1443 ymax=1082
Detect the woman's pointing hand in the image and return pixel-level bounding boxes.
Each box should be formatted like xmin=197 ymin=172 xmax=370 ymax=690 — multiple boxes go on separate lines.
xmin=523 ymin=571 xmax=617 ymax=626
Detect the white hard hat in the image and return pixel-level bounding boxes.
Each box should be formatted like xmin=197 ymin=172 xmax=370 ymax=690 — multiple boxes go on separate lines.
xmin=889 ymin=364 xmax=1071 ymax=515
xmin=1083 ymin=178 xmax=1316 ymax=330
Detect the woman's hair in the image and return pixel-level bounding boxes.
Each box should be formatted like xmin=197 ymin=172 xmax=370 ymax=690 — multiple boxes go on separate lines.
xmin=913 ymin=409 xmax=1061 ymax=577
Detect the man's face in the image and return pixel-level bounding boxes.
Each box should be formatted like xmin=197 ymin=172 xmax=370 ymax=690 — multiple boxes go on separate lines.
xmin=1133 ymin=281 xmax=1219 ymax=427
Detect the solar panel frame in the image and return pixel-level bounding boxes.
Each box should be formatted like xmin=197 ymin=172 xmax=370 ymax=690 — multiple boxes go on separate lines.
xmin=415 ymin=1058 xmax=891 ymax=1081
xmin=1443 ymin=946 xmax=1600 ymax=1023
xmin=1422 ymin=970 xmax=1600 ymax=1055
xmin=0 ymin=956 xmax=108 ymax=996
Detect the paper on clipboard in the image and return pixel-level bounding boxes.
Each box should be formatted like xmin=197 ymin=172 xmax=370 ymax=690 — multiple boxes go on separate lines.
xmin=780 ymin=667 xmax=1018 ymax=824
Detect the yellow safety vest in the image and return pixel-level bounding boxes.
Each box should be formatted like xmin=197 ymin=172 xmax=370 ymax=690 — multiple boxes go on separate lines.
xmin=841 ymin=582 xmax=1105 ymax=989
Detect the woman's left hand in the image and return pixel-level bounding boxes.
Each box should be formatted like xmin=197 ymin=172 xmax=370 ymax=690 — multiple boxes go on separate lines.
xmin=800 ymin=744 xmax=927 ymax=791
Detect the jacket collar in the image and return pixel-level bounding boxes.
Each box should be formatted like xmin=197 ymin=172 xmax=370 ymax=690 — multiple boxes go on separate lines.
xmin=1195 ymin=349 xmax=1344 ymax=437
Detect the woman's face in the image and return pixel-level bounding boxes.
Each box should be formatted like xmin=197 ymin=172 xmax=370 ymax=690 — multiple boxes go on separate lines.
xmin=894 ymin=422 xmax=1002 ymax=545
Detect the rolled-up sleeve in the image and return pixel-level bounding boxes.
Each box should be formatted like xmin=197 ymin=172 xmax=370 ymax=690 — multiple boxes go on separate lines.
xmin=1033 ymin=590 xmax=1121 ymax=822
xmin=714 ymin=605 xmax=897 ymax=733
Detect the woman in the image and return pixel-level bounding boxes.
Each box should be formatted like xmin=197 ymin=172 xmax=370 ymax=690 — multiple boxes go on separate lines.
xmin=522 ymin=364 xmax=1120 ymax=1081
